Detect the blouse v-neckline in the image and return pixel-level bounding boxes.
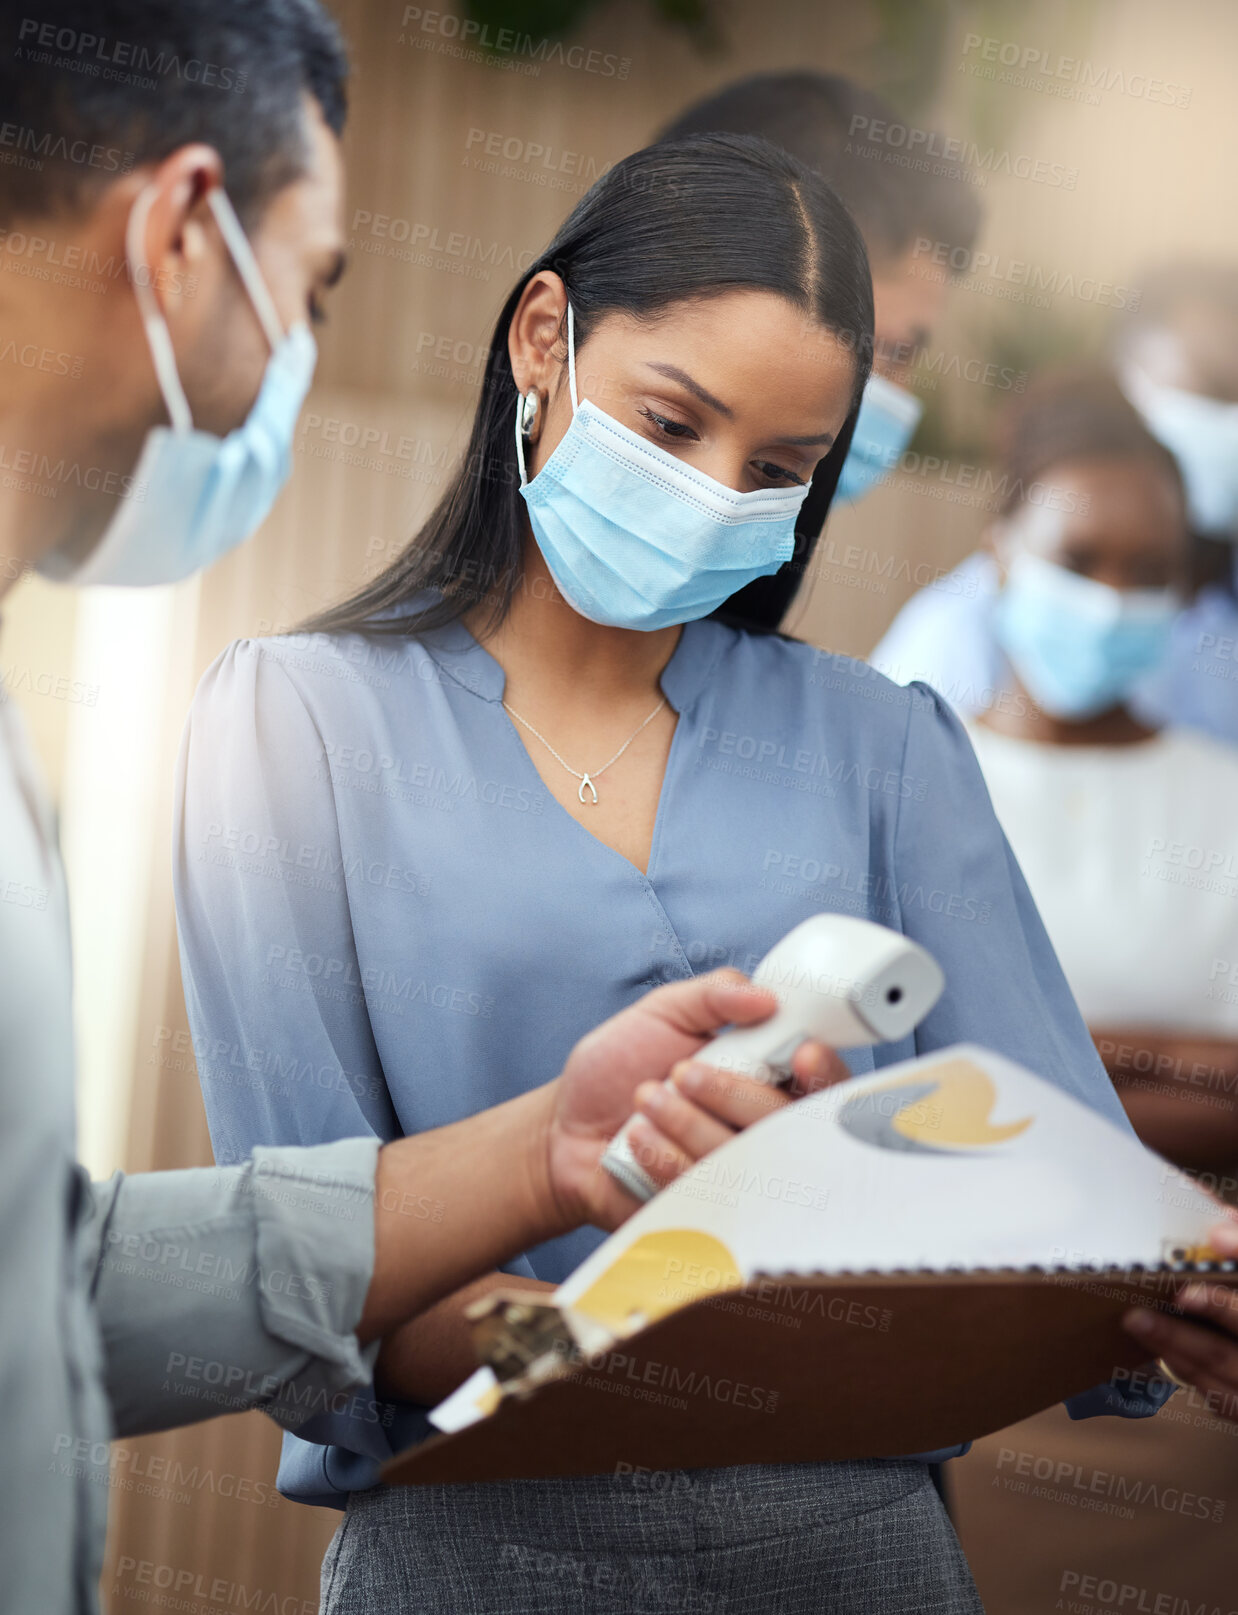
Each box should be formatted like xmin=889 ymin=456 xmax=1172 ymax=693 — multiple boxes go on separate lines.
xmin=419 ymin=616 xmax=725 ymax=881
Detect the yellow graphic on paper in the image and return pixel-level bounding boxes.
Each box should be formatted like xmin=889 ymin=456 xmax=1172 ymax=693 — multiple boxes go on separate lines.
xmin=839 ymin=1058 xmax=1033 ymax=1155
xmin=570 ymin=1230 xmax=743 ymax=1338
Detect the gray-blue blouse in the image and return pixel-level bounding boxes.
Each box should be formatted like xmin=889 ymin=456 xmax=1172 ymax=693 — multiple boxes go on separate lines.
xmin=173 ymin=615 xmax=1162 ymax=1507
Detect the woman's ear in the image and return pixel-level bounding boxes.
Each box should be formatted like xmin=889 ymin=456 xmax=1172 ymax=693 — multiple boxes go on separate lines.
xmin=508 ymin=271 xmax=568 ymax=395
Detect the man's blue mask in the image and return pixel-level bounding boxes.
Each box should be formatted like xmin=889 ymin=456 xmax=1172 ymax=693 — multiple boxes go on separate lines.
xmin=38 ymin=184 xmax=316 ymax=589
xmin=835 ymin=372 xmax=924 ymax=504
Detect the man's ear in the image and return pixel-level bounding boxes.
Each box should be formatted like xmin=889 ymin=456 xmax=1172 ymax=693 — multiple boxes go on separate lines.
xmin=508 ymin=271 xmax=568 ymax=396
xmin=125 ymin=144 xmax=226 ymax=334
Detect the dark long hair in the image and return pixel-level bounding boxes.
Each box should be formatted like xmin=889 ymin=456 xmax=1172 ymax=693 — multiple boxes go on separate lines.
xmin=305 ymin=133 xmax=873 ymax=640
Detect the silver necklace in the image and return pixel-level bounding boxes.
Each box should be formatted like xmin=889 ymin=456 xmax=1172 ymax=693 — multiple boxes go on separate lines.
xmin=502 ymin=694 xmax=667 ymax=805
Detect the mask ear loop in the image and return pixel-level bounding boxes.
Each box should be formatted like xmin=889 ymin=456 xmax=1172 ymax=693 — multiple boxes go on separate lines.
xmin=126 ymin=183 xmax=290 ymax=436
xmin=205 ymin=188 xmax=288 ymax=353
xmin=126 ymin=183 xmax=193 ymax=434
xmin=515 ymin=294 xmax=576 ymax=488
xmin=566 ymin=299 xmax=579 ymax=411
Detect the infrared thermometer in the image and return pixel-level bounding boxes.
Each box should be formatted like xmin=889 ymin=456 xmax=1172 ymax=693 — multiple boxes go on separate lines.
xmin=601 ymin=914 xmax=945 ymax=1203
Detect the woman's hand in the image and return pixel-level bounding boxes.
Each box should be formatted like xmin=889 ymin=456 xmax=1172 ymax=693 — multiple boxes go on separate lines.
xmin=544 ymin=968 xmax=850 ymax=1232
xmin=1125 ymin=1216 xmax=1238 ymax=1414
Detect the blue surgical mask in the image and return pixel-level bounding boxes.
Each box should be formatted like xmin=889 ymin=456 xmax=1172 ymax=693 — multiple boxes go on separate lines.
xmin=38 ymin=184 xmax=316 ymax=588
xmin=835 ymin=372 xmax=924 ymax=503
xmin=1122 ymin=365 xmax=1238 ymax=538
xmin=517 ymin=303 xmax=809 ymax=631
xmin=994 ymin=549 xmax=1179 ymax=719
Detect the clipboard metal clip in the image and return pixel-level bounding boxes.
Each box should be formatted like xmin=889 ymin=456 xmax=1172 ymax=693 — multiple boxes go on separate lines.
xmin=465 ymin=1290 xmax=577 ymax=1400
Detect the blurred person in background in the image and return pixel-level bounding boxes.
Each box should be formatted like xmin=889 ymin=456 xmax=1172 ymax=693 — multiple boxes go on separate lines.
xmin=961 ymin=369 xmax=1238 ymax=1163
xmin=661 ymin=72 xmax=983 ymax=518
xmin=0 ymin=4 xmax=838 ymax=1610
xmin=873 ymin=264 xmax=1238 ymax=745
xmin=944 ymin=367 xmax=1238 ymax=1611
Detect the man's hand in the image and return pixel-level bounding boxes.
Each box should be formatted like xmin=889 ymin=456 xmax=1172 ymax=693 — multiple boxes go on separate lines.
xmin=360 ymin=971 xmax=847 ymax=1344
xmin=542 ymin=968 xmax=849 ymax=1232
xmin=1125 ymin=1216 xmax=1238 ymax=1414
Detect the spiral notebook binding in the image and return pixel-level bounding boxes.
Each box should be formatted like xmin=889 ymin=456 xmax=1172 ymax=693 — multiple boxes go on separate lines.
xmin=753 ymin=1258 xmax=1238 ymax=1282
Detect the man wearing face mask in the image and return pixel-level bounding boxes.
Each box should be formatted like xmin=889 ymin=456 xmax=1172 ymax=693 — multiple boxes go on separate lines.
xmin=660 ymin=73 xmax=982 ymax=519
xmin=873 ymin=262 xmax=1238 ymax=744
xmin=0 ymin=6 xmax=839 ymax=1611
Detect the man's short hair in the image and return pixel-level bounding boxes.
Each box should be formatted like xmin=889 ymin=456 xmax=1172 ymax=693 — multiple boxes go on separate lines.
xmin=0 ymin=0 xmax=348 ymax=226
xmin=660 ymin=72 xmax=981 ymax=268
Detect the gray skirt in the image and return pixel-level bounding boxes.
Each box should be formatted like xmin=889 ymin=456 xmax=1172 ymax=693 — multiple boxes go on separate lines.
xmin=319 ymin=1459 xmax=983 ymax=1614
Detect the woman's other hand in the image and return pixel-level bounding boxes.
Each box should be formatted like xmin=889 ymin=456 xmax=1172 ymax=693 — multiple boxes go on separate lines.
xmin=1125 ymin=1214 xmax=1238 ymax=1415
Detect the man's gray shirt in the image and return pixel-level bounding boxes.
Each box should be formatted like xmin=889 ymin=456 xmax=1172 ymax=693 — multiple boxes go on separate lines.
xmin=0 ymin=684 xmax=383 ymax=1614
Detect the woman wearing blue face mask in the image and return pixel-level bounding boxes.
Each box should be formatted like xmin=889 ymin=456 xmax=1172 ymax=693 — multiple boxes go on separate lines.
xmin=964 ymin=368 xmax=1238 ymax=1142
xmin=174 ymin=137 xmax=1164 ymax=1615
xmin=947 ymin=368 xmax=1238 ymax=1612
xmin=873 ymin=262 xmax=1238 ymax=744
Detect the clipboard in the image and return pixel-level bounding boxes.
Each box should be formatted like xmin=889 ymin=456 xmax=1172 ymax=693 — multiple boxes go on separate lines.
xmin=382 ymin=1046 xmax=1237 ymax=1486
xmin=383 ymin=1264 xmax=1238 ymax=1486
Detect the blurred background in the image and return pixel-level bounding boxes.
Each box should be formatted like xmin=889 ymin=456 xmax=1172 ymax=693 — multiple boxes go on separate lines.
xmin=6 ymin=0 xmax=1235 ymax=1605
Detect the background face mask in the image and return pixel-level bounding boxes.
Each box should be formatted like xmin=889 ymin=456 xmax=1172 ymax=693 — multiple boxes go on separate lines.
xmin=836 ymin=372 xmax=924 ymax=504
xmin=37 ymin=185 xmax=316 ymax=589
xmin=993 ymin=548 xmax=1179 ymax=719
xmin=1122 ymin=365 xmax=1238 ymax=538
xmin=518 ymin=303 xmax=809 ymax=631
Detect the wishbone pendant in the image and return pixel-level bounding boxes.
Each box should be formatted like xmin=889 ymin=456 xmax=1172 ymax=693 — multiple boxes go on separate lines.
xmin=578 ymin=773 xmax=599 ymax=805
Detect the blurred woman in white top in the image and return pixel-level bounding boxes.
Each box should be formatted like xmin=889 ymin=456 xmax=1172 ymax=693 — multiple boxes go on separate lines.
xmin=962 ymin=367 xmax=1238 ymax=1170
xmin=947 ymin=367 xmax=1238 ymax=1613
